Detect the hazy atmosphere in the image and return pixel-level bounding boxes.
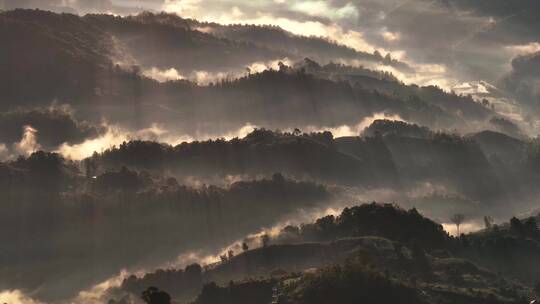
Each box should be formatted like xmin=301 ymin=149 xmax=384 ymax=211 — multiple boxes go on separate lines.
xmin=1 ymin=1 xmax=540 ymax=304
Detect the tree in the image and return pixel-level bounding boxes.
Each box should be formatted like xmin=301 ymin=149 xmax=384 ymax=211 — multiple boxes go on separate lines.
xmin=451 ymin=214 xmax=465 ymax=236
xmin=185 ymin=263 xmax=202 ymax=279
xmin=510 ymin=217 xmax=524 ymax=235
xmin=83 ymin=157 xmax=97 ymax=178
xmin=484 ymin=216 xmax=493 ymax=230
xmin=141 ymin=287 xmax=171 ymax=304
xmin=227 ymin=249 xmax=234 ymax=260
xmin=242 ymin=242 xmax=249 ymax=252
xmin=261 ymin=234 xmax=270 ymax=248
xmin=524 ymin=218 xmax=539 ymax=236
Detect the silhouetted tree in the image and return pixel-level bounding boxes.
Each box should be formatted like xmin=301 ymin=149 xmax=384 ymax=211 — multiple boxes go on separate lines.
xmin=451 ymin=214 xmax=465 ymax=236
xmin=242 ymin=242 xmax=249 ymax=252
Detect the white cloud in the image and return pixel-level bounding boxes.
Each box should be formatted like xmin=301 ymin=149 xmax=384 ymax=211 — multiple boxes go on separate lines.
xmin=187 ymin=58 xmax=292 ymax=85
xmin=0 ymin=290 xmax=42 ymax=304
xmin=162 ymin=0 xmax=201 ymax=16
xmin=72 ymin=270 xmax=129 ymax=304
xmin=56 ymin=122 xmax=258 ymax=160
xmin=304 ymin=112 xmax=406 ymax=137
xmin=142 ymin=67 xmax=185 ymax=82
xmin=442 ymin=221 xmax=483 ymax=236
xmin=290 ymin=1 xmax=359 ymax=21
xmin=162 ymin=1 xmax=377 ymax=54
xmin=13 ymin=125 xmax=41 ymax=157
xmin=505 ymin=42 xmax=540 ymax=57
xmin=381 ymin=29 xmax=400 ymax=42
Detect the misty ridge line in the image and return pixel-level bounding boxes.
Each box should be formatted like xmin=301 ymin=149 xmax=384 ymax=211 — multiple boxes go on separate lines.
xmin=2 ymin=8 xmax=532 ymax=151
xmin=0 ymin=107 xmax=406 ymax=162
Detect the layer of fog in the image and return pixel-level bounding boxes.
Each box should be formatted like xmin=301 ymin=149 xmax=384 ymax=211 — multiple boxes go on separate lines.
xmin=304 ymin=113 xmax=405 ymax=137
xmin=70 ymin=204 xmax=349 ymax=304
xmin=0 ymin=110 xmax=405 ymax=162
xmin=142 ymin=58 xmax=293 ymax=85
xmin=56 ymin=121 xmax=258 ymax=161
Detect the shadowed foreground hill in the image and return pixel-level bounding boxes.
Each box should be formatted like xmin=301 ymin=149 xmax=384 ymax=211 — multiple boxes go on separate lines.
xmin=116 ymin=203 xmax=533 ymax=304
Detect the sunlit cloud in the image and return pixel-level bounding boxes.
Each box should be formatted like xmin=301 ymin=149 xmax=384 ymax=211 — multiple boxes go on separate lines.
xmin=56 ymin=122 xmax=259 ymax=160
xmin=163 ymin=0 xmax=201 ymax=16
xmin=13 ymin=125 xmax=41 ymax=157
xmin=442 ymin=221 xmax=484 ymax=236
xmin=504 ymin=43 xmax=540 ymax=61
xmin=0 ymin=290 xmax=42 ymax=304
xmin=142 ymin=67 xmax=185 ymax=82
xmin=304 ymin=112 xmax=406 ymax=137
xmin=290 ymin=1 xmax=359 ymax=21
xmin=381 ymin=29 xmax=400 ymax=42
xmin=72 ymin=270 xmax=130 ymax=304
xmin=162 ymin=1 xmax=377 ymax=54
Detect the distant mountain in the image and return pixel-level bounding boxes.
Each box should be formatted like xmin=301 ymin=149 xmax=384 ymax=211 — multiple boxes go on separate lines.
xmin=467 ymin=130 xmax=527 ymax=164
xmin=0 ymin=10 xmax=512 ymax=138
xmin=111 ymin=12 xmax=412 ymax=71
xmin=91 ymin=126 xmax=535 ymax=207
xmin=187 ymin=17 xmax=412 ymax=71
xmin=296 ymin=59 xmax=496 ymax=127
xmin=0 ymin=9 xmax=112 ymax=105
xmin=83 ymin=13 xmax=286 ymax=73
xmin=93 ymin=129 xmax=387 ymax=187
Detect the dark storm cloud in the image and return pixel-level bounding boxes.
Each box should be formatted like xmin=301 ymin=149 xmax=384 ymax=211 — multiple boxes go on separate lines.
xmin=500 ymin=51 xmax=540 ymax=111
xmin=307 ymin=0 xmax=540 ymax=82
